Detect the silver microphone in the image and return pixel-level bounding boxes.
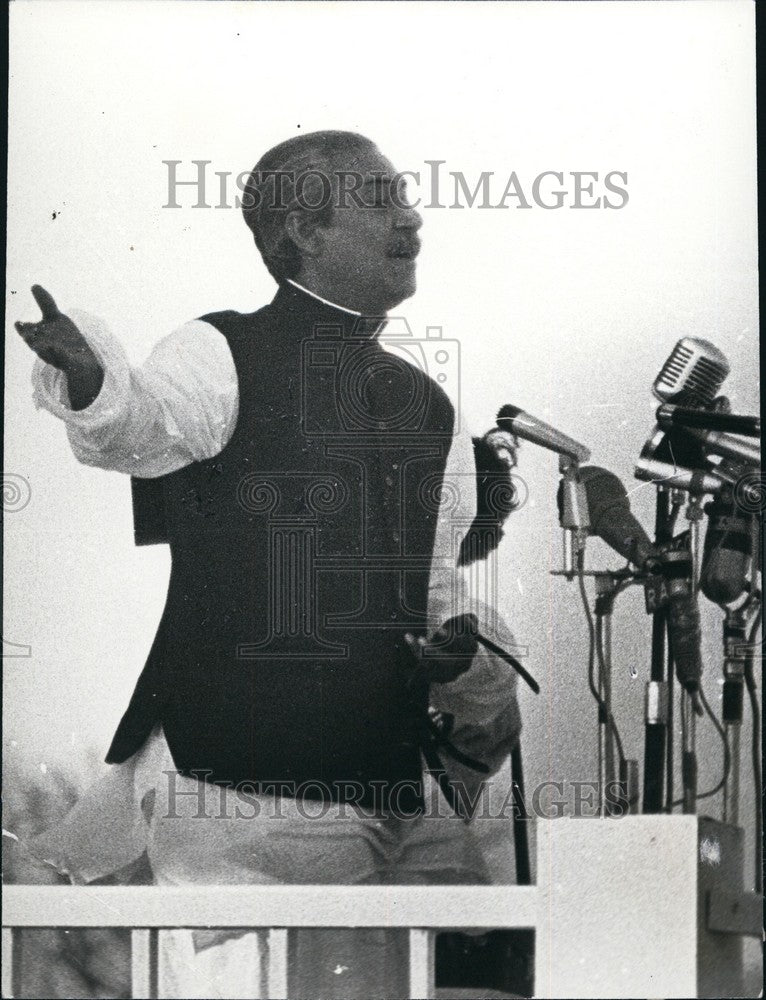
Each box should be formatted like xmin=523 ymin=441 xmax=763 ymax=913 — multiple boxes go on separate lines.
xmin=636 ymin=425 xmax=760 ymax=496
xmin=578 ymin=466 xmax=658 ymax=570
xmin=652 ymin=337 xmax=730 ymax=406
xmin=634 ymin=456 xmax=731 ymax=497
xmin=497 ymin=404 xmax=590 ymax=463
xmin=656 ymin=402 xmax=759 ymax=438
xmin=686 ymin=428 xmax=760 ymax=468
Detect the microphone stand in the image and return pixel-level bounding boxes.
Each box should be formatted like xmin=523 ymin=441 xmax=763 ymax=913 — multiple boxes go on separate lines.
xmin=558 ymin=456 xmax=589 ymax=579
xmin=643 ymin=487 xmax=673 ymax=813
xmin=554 ymin=455 xmax=642 ymax=816
xmin=721 ymin=604 xmax=749 ymax=825
xmin=510 ymin=742 xmax=531 ymax=885
xmin=680 ymin=689 xmax=698 ymax=813
xmin=594 ymin=573 xmax=640 ymax=815
xmin=720 ymin=586 xmax=760 ymax=827
xmin=595 ymin=581 xmax=615 ymax=812
xmin=681 ymin=493 xmax=705 ymax=815
xmin=552 ymin=563 xmax=643 ymax=816
xmin=700 ymin=479 xmax=761 ymax=888
xmin=557 ymin=456 xmax=616 ymax=813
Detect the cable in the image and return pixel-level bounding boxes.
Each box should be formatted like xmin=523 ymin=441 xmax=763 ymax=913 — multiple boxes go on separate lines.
xmin=694 ymin=685 xmax=731 ymax=801
xmin=743 ymin=606 xmax=762 ymax=891
xmin=576 ymin=552 xmax=626 ymax=765
xmin=669 ymin=684 xmax=730 ymax=807
xmin=665 ymin=632 xmax=675 ymax=812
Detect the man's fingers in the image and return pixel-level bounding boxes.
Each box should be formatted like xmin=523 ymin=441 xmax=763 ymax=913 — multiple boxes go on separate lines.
xmin=404 ymin=633 xmax=426 ymax=652
xmin=442 ymin=613 xmax=478 ymax=637
xmin=15 ymin=321 xmax=42 ymax=339
xmin=31 ymin=284 xmax=61 ymax=321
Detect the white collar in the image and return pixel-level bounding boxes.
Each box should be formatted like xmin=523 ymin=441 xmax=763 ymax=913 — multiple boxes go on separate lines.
xmin=286 ymin=279 xmax=362 ymax=317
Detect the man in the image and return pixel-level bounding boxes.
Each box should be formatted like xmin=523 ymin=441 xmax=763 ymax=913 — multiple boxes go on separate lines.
xmin=18 ymin=130 xmax=521 ymax=998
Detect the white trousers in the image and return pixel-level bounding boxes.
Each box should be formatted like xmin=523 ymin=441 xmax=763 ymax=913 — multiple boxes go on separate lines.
xmin=150 ymin=771 xmax=492 ymax=999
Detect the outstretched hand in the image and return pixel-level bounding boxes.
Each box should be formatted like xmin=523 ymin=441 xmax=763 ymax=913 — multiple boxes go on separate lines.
xmin=404 ymin=613 xmax=479 ymax=684
xmin=16 ymin=285 xmax=103 ymax=409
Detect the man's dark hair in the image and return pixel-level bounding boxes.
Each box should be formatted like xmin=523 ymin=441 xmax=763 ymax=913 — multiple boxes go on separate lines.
xmin=241 ymin=130 xmax=377 ymax=283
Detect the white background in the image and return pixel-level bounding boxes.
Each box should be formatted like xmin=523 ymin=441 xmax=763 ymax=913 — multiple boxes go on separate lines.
xmin=4 ymin=0 xmax=760 ymax=899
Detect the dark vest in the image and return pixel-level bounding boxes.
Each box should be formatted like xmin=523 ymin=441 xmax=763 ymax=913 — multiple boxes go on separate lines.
xmin=107 ymin=284 xmax=456 ymax=810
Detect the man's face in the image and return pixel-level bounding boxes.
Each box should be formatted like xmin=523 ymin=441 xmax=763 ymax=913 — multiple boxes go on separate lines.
xmin=304 ymin=146 xmax=423 ymax=314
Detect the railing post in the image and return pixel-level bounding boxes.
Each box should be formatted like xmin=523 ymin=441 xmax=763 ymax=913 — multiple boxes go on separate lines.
xmin=3 ymin=883 xmax=538 ymax=998
xmin=266 ymin=927 xmax=289 ymax=999
xmin=131 ymin=928 xmax=159 ymax=999
xmin=408 ymin=928 xmax=435 ymax=999
xmin=2 ymin=926 xmax=21 ymax=999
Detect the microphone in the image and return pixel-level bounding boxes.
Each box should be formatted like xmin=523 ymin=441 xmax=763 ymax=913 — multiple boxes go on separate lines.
xmin=577 ymin=466 xmax=658 ymax=571
xmin=656 ymin=403 xmax=760 ymax=439
xmin=700 ymin=496 xmax=753 ymax=606
xmin=634 ymin=456 xmax=731 ymax=497
xmin=557 ymin=468 xmax=590 ymax=576
xmin=652 ymin=338 xmax=730 ymax=406
xmin=687 ymin=428 xmax=761 ymax=467
xmin=659 ymin=549 xmax=703 ymax=701
xmin=634 ymin=456 xmax=762 ymax=507
xmin=497 ymin=404 xmax=590 ymax=463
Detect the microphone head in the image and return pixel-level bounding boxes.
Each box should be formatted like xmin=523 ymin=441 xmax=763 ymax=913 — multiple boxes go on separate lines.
xmin=700 ymin=495 xmax=753 ymax=606
xmin=578 ymin=466 xmax=630 ymax=522
xmin=496 ymin=403 xmax=522 ymax=423
xmin=496 ymin=403 xmax=590 ymax=463
xmin=652 ymin=337 xmax=730 ymax=406
xmin=640 ymin=424 xmax=707 ymax=471
xmin=578 ymin=466 xmax=657 ymax=569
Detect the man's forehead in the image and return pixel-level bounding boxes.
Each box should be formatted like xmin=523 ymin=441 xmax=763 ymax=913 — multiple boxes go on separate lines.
xmin=329 ymin=146 xmax=397 ymax=179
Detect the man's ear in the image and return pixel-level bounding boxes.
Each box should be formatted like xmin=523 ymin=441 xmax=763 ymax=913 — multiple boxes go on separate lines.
xmin=284 ymin=209 xmax=325 ymax=258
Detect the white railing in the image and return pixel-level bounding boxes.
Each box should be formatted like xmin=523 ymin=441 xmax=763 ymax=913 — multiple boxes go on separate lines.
xmin=2 ymin=883 xmax=538 ymax=999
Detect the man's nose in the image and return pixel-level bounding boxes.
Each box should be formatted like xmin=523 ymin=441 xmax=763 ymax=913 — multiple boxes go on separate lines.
xmin=394 ymin=203 xmax=423 ymax=230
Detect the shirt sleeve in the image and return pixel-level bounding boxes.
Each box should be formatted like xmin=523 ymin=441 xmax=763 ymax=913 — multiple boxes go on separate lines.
xmin=426 ymin=419 xmax=477 ymax=630
xmin=429 ymin=602 xmax=523 ymax=777
xmin=31 ymin=309 xmax=239 ymax=477
xmin=427 ymin=420 xmax=523 ymax=776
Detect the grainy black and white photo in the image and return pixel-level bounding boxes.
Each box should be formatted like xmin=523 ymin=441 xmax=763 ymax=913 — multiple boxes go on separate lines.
xmin=3 ymin=1 xmax=762 ymax=997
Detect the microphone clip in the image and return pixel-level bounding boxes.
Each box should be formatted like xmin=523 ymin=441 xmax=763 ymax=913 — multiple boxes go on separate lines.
xmin=558 ymin=459 xmax=590 ymax=579
xmin=642 ymin=533 xmax=691 ymax=615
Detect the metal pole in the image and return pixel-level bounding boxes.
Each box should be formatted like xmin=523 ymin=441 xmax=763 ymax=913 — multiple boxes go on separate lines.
xmin=643 ymin=489 xmax=671 ymax=813
xmin=681 ymin=693 xmax=698 ymax=815
xmin=722 ymin=608 xmax=748 ymax=825
xmin=511 ymin=742 xmax=531 ymax=886
xmin=595 ymin=581 xmax=617 ymax=814
xmin=680 ymin=499 xmax=704 ymax=816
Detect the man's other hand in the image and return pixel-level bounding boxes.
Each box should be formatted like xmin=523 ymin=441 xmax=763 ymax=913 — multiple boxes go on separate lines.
xmin=16 ymin=285 xmax=104 ymax=410
xmin=404 ymin=613 xmax=479 ymax=684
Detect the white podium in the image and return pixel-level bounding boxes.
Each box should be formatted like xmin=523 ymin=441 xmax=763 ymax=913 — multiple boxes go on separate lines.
xmin=534 ymin=815 xmax=761 ymax=998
